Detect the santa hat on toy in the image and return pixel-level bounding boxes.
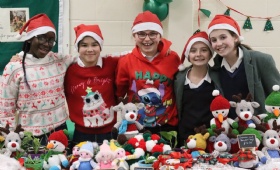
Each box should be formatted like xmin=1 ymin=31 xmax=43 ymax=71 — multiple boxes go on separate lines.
xmin=74 ymin=24 xmax=104 ymax=50
xmin=138 ymin=79 xmax=160 ymax=96
xmin=210 ymin=90 xmax=230 ymax=111
xmin=265 ymin=85 xmax=280 ymax=106
xmin=207 ymin=15 xmax=244 ymax=41
xmin=132 ymin=11 xmax=163 ymax=36
xmin=16 ymin=13 xmax=56 ymax=41
xmin=179 ymin=30 xmax=213 ymax=71
xmin=79 ymin=142 xmax=95 ymax=157
xmin=48 ymin=130 xmax=68 ymax=147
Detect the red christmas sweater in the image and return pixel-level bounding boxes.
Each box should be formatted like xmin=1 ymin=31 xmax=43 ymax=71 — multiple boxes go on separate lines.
xmin=115 ymin=38 xmax=181 ymax=127
xmin=64 ymin=57 xmax=118 ymax=134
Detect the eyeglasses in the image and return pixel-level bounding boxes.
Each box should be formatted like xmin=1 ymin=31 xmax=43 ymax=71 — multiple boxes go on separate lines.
xmin=136 ymin=32 xmax=159 ymax=40
xmin=35 ymin=35 xmax=56 ymax=46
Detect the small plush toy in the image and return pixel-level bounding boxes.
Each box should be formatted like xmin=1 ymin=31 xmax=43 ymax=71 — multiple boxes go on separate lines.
xmin=95 ymin=140 xmax=115 ymax=169
xmin=261 ymin=129 xmax=280 ymax=159
xmin=234 ymin=128 xmax=267 ymax=168
xmin=230 ymin=93 xmax=260 ymax=129
xmin=0 ymin=154 xmax=25 ymax=170
xmin=263 ymin=85 xmax=280 ymax=130
xmin=185 ymin=128 xmax=210 ymax=158
xmin=0 ymin=124 xmax=24 ymax=157
xmin=43 ymin=130 xmax=69 ymax=170
xmin=112 ymin=102 xmax=145 ymax=145
xmin=210 ymin=90 xmax=238 ymax=134
xmin=110 ymin=139 xmax=129 ymax=170
xmin=211 ymin=133 xmax=232 ymax=158
xmin=69 ymin=141 xmax=86 ymax=167
xmin=70 ymin=141 xmax=98 ymax=170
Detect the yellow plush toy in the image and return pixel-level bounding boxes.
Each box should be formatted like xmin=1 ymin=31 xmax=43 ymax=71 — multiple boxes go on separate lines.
xmin=185 ymin=129 xmax=210 ymax=158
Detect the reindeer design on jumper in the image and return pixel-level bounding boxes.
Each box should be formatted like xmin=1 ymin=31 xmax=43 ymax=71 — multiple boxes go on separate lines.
xmin=82 ymin=87 xmax=114 ymax=127
xmin=131 ymin=79 xmax=169 ymax=127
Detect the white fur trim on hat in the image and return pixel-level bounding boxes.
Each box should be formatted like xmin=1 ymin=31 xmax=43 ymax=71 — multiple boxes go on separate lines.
xmin=75 ymin=31 xmax=104 ymax=50
xmin=207 ymin=23 xmax=244 ymax=41
xmin=138 ymin=87 xmax=160 ymax=96
xmin=184 ymin=37 xmax=213 ymax=58
xmin=23 ymin=26 xmax=56 ymax=41
xmin=132 ymin=22 xmax=163 ymax=36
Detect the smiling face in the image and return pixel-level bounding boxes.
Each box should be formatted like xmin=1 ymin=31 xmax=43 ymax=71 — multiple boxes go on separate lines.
xmin=188 ymin=41 xmax=212 ymax=67
xmin=28 ymin=31 xmax=55 ymax=58
xmin=134 ymin=30 xmax=161 ymax=57
xmin=78 ymin=36 xmax=101 ymax=67
xmin=209 ymin=29 xmax=238 ymax=59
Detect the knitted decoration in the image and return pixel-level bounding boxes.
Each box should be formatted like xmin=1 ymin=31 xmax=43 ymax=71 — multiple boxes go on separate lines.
xmin=265 ymin=85 xmax=280 ymax=106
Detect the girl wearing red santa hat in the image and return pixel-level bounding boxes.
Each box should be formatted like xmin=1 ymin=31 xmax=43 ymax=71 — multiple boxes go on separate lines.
xmin=115 ymin=11 xmax=181 ymax=135
xmin=174 ymin=30 xmax=219 ymax=146
xmin=0 ymin=14 xmax=75 ymax=145
xmin=64 ymin=24 xmax=119 ymax=145
xmin=208 ymin=14 xmax=280 ymax=119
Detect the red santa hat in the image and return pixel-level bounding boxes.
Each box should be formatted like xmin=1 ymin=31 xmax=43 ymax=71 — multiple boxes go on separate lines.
xmin=210 ymin=90 xmax=230 ymax=111
xmin=207 ymin=15 xmax=244 ymax=41
xmin=48 ymin=130 xmax=68 ymax=147
xmin=74 ymin=24 xmax=104 ymax=50
xmin=16 ymin=13 xmax=56 ymax=41
xmin=138 ymin=79 xmax=160 ymax=96
xmin=132 ymin=11 xmax=163 ymax=36
xmin=179 ymin=31 xmax=213 ymax=71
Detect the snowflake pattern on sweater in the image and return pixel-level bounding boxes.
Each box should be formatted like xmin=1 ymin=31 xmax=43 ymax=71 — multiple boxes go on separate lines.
xmin=0 ymin=51 xmax=75 ymax=135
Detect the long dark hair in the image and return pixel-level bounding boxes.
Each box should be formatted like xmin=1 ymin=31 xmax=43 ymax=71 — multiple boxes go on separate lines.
xmin=22 ymin=41 xmax=31 ymax=89
xmin=228 ymin=30 xmax=252 ymax=50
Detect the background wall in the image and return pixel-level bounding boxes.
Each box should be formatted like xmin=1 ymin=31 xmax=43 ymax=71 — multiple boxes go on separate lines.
xmin=67 ymin=0 xmax=280 ymax=67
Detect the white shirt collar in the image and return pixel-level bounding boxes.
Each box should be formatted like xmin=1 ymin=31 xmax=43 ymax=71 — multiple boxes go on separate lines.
xmin=221 ymin=47 xmax=243 ymax=73
xmin=141 ymin=52 xmax=159 ymax=62
xmin=184 ymin=69 xmax=212 ymax=89
xmin=77 ymin=55 xmax=103 ymax=68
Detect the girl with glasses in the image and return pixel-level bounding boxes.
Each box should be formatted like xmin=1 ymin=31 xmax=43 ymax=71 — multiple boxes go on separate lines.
xmin=0 ymin=14 xmax=76 ymax=145
xmin=115 ymin=11 xmax=181 ymax=138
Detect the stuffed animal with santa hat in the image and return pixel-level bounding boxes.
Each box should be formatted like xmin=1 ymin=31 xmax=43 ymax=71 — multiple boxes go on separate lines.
xmin=95 ymin=140 xmax=115 ymax=169
xmin=43 ymin=130 xmax=69 ymax=170
xmin=210 ymin=90 xmax=238 ymax=134
xmin=70 ymin=141 xmax=98 ymax=170
xmin=263 ymin=85 xmax=280 ymax=130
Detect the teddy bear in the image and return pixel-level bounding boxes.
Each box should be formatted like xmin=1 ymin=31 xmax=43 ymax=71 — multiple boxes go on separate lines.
xmin=185 ymin=128 xmax=210 ymax=158
xmin=261 ymin=129 xmax=280 ymax=159
xmin=112 ymin=102 xmax=145 ymax=145
xmin=0 ymin=124 xmax=24 ymax=157
xmin=43 ymin=130 xmax=69 ymax=170
xmin=95 ymin=140 xmax=115 ymax=169
xmin=70 ymin=141 xmax=98 ymax=170
xmin=230 ymin=93 xmax=260 ymax=129
xmin=210 ymin=90 xmax=238 ymax=134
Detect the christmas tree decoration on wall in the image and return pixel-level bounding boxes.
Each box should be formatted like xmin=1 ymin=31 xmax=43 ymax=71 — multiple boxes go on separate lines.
xmin=200 ymin=8 xmax=211 ymax=18
xmin=224 ymin=8 xmax=230 ymax=16
xmin=243 ymin=17 xmax=252 ymax=31
xmin=264 ymin=19 xmax=273 ymax=32
xmin=143 ymin=0 xmax=172 ymax=21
